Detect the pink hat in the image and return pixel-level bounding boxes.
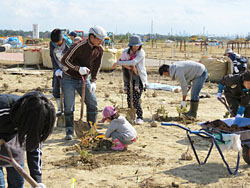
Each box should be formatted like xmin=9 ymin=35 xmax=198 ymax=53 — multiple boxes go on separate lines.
xmin=101 ymin=106 xmax=117 ymax=123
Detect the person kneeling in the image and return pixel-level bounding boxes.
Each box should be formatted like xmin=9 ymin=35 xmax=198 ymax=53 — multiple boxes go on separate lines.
xmin=102 ymin=106 xmax=137 ymax=151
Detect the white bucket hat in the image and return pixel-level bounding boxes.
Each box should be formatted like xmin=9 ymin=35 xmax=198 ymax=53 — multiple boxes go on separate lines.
xmin=128 ymin=35 xmax=144 ymax=46
xmin=89 ymin=25 xmax=107 ymax=40
xmin=224 ymin=48 xmax=233 ymax=55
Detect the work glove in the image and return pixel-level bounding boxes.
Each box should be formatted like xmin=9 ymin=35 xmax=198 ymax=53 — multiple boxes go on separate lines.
xmin=216 ymin=93 xmax=222 ymax=99
xmin=79 ymin=67 xmax=90 ymax=75
xmin=90 ymin=82 xmax=96 ymax=93
xmin=181 ymin=101 xmax=186 ymax=108
xmin=55 ymin=69 xmax=62 ymax=77
xmin=235 ymin=114 xmax=242 ymax=118
xmin=31 ymin=183 xmax=46 ymax=188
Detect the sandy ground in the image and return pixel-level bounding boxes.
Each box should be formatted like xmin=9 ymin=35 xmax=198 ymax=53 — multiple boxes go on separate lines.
xmin=1 ymin=64 xmax=250 ymax=188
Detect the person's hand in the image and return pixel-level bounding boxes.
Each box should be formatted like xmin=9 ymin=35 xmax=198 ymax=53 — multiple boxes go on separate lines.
xmin=112 ymin=62 xmax=119 ymax=69
xmin=31 ymin=183 xmax=46 ymax=188
xmin=79 ymin=67 xmax=90 ymax=75
xmin=90 ymin=82 xmax=96 ymax=93
xmin=216 ymin=93 xmax=222 ymax=99
xmin=181 ymin=101 xmax=186 ymax=108
xmin=55 ymin=69 xmax=62 ymax=77
xmin=235 ymin=114 xmax=242 ymax=118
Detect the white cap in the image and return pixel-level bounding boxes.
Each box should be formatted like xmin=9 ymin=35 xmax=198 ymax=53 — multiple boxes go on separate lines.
xmin=224 ymin=48 xmax=233 ymax=55
xmin=89 ymin=25 xmax=106 ymax=40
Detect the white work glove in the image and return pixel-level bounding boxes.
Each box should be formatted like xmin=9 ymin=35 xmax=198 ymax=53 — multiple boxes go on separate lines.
xmin=90 ymin=82 xmax=96 ymax=93
xmin=235 ymin=114 xmax=242 ymax=118
xmin=216 ymin=93 xmax=222 ymax=99
xmin=79 ymin=67 xmax=90 ymax=75
xmin=31 ymin=183 xmax=46 ymax=188
xmin=55 ymin=69 xmax=62 ymax=77
xmin=181 ymin=101 xmax=186 ymax=108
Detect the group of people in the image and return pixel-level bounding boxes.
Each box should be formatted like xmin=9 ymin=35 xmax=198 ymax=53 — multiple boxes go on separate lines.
xmin=1 ymin=25 xmax=249 ymax=187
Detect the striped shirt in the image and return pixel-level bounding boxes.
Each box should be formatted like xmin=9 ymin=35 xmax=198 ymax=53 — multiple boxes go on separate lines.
xmin=61 ymin=39 xmax=104 ymax=81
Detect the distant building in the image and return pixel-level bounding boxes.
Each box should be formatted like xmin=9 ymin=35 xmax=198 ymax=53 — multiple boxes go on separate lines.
xmin=33 ymin=24 xmax=39 ymax=39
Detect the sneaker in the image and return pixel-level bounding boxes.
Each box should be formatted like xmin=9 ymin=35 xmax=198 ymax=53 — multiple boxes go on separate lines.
xmin=135 ymin=118 xmax=144 ymax=125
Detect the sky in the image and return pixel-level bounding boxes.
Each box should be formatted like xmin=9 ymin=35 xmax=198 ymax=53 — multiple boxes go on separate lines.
xmin=1 ymin=0 xmax=250 ymax=37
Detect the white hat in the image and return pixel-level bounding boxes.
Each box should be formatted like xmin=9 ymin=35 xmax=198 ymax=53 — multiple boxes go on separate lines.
xmin=89 ymin=25 xmax=106 ymax=40
xmin=224 ymin=48 xmax=233 ymax=55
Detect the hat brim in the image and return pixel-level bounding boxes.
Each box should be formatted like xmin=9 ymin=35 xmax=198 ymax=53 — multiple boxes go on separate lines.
xmin=128 ymin=42 xmax=144 ymax=47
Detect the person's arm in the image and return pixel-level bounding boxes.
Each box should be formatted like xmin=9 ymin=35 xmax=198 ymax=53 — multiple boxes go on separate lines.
xmin=27 ymin=144 xmax=42 ymax=184
xmin=105 ymin=122 xmax=117 ymax=138
xmin=49 ymin=42 xmax=60 ymax=70
xmin=90 ymin=48 xmax=103 ymax=82
xmin=61 ymin=42 xmax=82 ymax=72
xmin=175 ymin=69 xmax=188 ymax=97
xmin=118 ymin=50 xmax=145 ymax=66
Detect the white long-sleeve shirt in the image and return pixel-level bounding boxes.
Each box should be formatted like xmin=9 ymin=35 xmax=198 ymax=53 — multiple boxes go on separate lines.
xmin=118 ymin=48 xmax=148 ymax=86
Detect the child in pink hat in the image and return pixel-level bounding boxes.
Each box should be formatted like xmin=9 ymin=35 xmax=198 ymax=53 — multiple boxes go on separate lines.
xmin=102 ymin=106 xmax=137 ymax=151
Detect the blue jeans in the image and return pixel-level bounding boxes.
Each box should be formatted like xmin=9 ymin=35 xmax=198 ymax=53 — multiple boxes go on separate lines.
xmin=0 ymin=163 xmax=25 ymax=188
xmin=62 ymin=74 xmax=98 ymax=133
xmin=191 ymin=69 xmax=208 ymax=101
xmin=52 ymin=72 xmax=60 ymax=99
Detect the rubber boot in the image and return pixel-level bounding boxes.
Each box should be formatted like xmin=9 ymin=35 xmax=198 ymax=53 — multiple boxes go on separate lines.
xmin=65 ymin=113 xmax=74 ymax=140
xmin=87 ymin=111 xmax=98 ymax=124
xmin=56 ymin=98 xmax=61 ymax=116
xmin=184 ymin=101 xmax=199 ymax=119
xmin=112 ymin=139 xmax=125 ymax=151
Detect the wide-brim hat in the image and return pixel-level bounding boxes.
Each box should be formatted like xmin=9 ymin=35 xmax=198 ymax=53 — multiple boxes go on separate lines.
xmin=224 ymin=48 xmax=233 ymax=55
xmin=128 ymin=35 xmax=144 ymax=46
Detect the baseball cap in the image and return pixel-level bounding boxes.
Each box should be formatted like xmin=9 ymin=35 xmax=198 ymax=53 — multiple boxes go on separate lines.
xmin=89 ymin=25 xmax=107 ymax=40
xmin=101 ymin=106 xmax=117 ymax=123
xmin=69 ymin=31 xmax=77 ymax=37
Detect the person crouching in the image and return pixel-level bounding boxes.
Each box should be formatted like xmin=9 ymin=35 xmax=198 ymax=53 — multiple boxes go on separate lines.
xmin=102 ymin=106 xmax=137 ymax=151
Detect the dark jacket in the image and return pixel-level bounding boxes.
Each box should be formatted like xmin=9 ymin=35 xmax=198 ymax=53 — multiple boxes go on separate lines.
xmin=61 ymin=39 xmax=103 ymax=82
xmin=220 ymin=74 xmax=250 ymax=108
xmin=0 ymin=94 xmax=42 ymax=183
xmin=49 ymin=35 xmax=72 ymax=71
xmin=228 ymin=52 xmax=248 ymax=74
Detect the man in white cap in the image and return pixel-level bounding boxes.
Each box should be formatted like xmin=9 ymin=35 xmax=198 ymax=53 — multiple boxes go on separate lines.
xmin=224 ymin=48 xmax=248 ymax=75
xmin=61 ymin=25 xmax=106 ymax=140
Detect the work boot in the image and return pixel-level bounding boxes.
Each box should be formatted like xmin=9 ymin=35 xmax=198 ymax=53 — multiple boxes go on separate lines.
xmin=65 ymin=114 xmax=74 ymax=140
xmin=112 ymin=139 xmax=126 ymax=151
xmin=65 ymin=127 xmax=74 ymax=140
xmin=184 ymin=101 xmax=199 ymax=119
xmin=56 ymin=98 xmax=61 ymax=116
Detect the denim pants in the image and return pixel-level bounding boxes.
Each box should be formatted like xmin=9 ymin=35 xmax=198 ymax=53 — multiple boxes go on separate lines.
xmin=62 ymin=74 xmax=98 ymax=131
xmin=52 ymin=72 xmax=60 ymax=99
xmin=0 ymin=164 xmax=25 ymax=188
xmin=190 ymin=69 xmax=208 ymax=101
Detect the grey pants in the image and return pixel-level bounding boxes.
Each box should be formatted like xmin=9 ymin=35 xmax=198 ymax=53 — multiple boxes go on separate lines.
xmin=111 ymin=132 xmax=134 ymax=145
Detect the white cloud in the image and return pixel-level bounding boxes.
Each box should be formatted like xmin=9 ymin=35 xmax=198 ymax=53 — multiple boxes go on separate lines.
xmin=0 ymin=0 xmax=250 ymax=36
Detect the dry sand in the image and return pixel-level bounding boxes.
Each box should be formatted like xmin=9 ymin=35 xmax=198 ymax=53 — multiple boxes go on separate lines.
xmin=0 ymin=64 xmax=250 ymax=188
